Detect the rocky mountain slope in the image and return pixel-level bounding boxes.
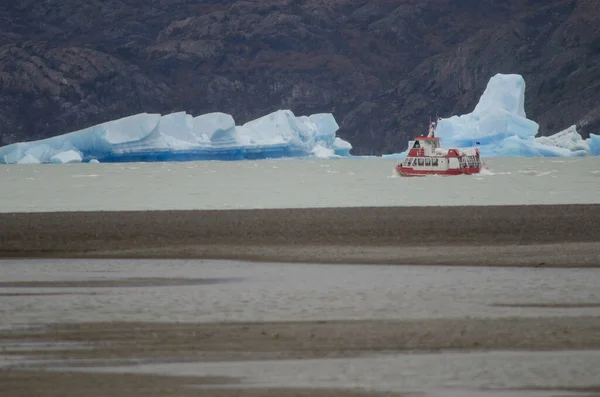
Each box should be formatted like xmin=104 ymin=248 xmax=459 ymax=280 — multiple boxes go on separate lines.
xmin=1 ymin=0 xmax=599 ymax=155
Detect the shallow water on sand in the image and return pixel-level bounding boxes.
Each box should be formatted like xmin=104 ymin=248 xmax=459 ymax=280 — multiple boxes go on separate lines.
xmin=3 ymin=258 xmax=600 ymax=397
xmin=1 ymin=157 xmax=600 ymax=212
xmin=2 ymin=258 xmax=600 ymax=327
xmin=75 ymin=350 xmax=600 ymax=397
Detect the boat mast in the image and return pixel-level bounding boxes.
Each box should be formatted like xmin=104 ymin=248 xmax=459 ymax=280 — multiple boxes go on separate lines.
xmin=427 ymin=117 xmax=436 ymax=138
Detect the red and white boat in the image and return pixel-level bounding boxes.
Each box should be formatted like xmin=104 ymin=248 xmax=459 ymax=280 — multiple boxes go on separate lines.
xmin=395 ymin=120 xmax=482 ymax=177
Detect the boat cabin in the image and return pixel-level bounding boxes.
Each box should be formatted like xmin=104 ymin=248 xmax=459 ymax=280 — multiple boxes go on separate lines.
xmin=394 ymin=118 xmax=482 ymax=176
xmin=408 ymin=136 xmax=441 ymax=157
xmin=400 ymin=136 xmax=462 ymax=171
xmin=400 ymin=154 xmax=456 ymax=171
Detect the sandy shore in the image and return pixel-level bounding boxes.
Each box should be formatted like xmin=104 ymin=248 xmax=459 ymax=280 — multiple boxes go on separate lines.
xmin=1 ymin=204 xmax=600 ymax=266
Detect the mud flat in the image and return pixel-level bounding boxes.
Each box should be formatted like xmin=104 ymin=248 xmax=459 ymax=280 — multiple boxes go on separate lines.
xmin=1 ymin=204 xmax=600 ymax=267
xmin=0 ymin=371 xmax=403 ymax=397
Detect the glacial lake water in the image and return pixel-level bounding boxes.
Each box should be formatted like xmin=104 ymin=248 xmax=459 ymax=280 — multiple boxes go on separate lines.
xmin=1 ymin=157 xmax=600 ymax=213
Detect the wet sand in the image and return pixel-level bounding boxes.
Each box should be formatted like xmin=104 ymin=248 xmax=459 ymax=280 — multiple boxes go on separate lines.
xmin=0 ymin=371 xmax=405 ymax=397
xmin=0 ymin=278 xmax=242 ymax=289
xmin=1 ymin=204 xmax=600 ymax=266
xmin=2 ymin=205 xmax=600 ymax=395
xmin=3 ymin=317 xmax=600 ymax=396
xmin=3 ymin=317 xmax=600 ymax=363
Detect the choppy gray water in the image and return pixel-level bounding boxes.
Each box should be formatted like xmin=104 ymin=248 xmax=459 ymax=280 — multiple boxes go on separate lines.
xmin=1 ymin=157 xmax=600 ymax=212
xmin=2 ymin=259 xmax=600 ymax=327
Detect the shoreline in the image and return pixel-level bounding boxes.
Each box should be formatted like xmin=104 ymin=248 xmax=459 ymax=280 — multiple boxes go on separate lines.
xmin=1 ymin=204 xmax=599 ymax=266
xmin=2 ymin=242 xmax=599 ymax=268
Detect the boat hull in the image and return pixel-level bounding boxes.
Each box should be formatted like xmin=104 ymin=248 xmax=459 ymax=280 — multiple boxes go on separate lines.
xmin=395 ymin=166 xmax=481 ymax=177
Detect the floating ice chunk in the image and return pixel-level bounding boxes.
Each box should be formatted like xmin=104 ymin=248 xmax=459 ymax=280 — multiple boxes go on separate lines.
xmin=89 ymin=159 xmax=100 ymax=164
xmin=393 ymin=73 xmax=599 ymax=158
xmin=436 ymin=74 xmax=539 ymax=150
xmin=0 ymin=109 xmax=352 ymax=164
xmin=49 ymin=150 xmax=83 ymax=164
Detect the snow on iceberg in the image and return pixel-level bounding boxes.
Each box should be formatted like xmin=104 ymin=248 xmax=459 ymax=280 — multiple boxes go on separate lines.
xmin=0 ymin=110 xmax=352 ymax=164
xmin=394 ymin=73 xmax=598 ymax=158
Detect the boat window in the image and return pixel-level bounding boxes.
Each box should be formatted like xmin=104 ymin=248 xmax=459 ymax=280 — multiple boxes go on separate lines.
xmin=432 ymin=158 xmax=439 ymax=166
xmin=413 ymin=141 xmax=421 ymax=148
xmin=418 ymin=158 xmax=424 ymax=166
xmin=425 ymin=158 xmax=431 ymax=166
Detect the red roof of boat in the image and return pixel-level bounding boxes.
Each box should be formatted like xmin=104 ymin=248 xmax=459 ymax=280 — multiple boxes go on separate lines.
xmin=414 ymin=136 xmax=440 ymax=140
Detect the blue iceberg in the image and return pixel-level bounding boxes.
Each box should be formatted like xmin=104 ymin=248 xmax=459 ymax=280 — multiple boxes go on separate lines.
xmin=0 ymin=110 xmax=352 ymax=164
xmin=2 ymin=72 xmax=599 ymax=164
xmin=388 ymin=73 xmax=600 ymax=159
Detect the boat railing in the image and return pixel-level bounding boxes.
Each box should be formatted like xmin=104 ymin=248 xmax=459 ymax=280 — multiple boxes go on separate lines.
xmin=461 ymin=155 xmax=480 ymax=168
xmin=461 ymin=148 xmax=479 ymax=156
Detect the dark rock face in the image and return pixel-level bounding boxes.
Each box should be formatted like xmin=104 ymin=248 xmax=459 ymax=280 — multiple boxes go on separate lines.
xmin=1 ymin=0 xmax=599 ymax=154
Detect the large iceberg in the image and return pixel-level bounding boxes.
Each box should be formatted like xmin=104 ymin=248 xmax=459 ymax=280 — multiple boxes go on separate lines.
xmin=0 ymin=109 xmax=352 ymax=164
xmin=2 ymin=73 xmax=599 ymax=164
xmin=390 ymin=73 xmax=599 ymax=158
